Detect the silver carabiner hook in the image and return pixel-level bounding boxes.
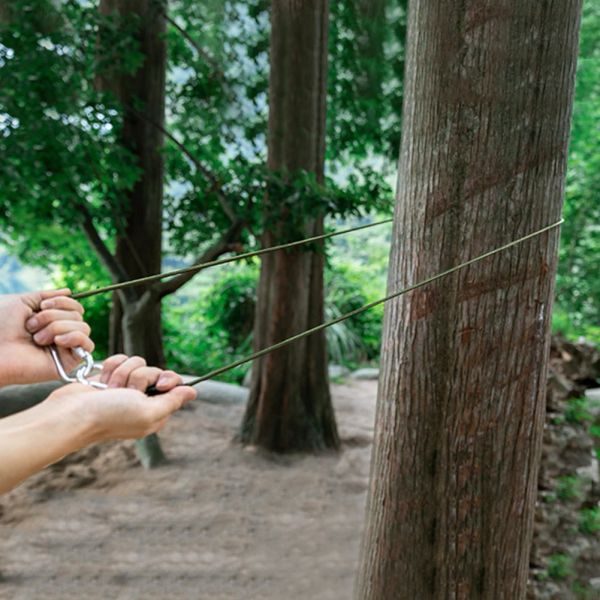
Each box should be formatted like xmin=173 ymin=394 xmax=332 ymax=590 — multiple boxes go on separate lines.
xmin=50 ymin=345 xmax=107 ymax=390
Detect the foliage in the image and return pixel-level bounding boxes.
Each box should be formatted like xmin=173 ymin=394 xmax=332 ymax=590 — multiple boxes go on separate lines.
xmin=328 ymin=0 xmax=406 ymax=161
xmin=564 ymin=397 xmax=594 ymax=425
xmin=163 ymin=247 xmax=389 ymax=376
xmin=325 ymin=263 xmax=384 ymax=365
xmin=547 ymin=554 xmax=575 ymax=581
xmin=1 ymin=0 xmax=598 ymax=365
xmin=163 ymin=264 xmax=256 ymax=384
xmin=579 ymin=507 xmax=600 ymax=535
xmin=555 ymin=1 xmax=600 ymax=338
xmin=0 ymin=0 xmax=398 ymax=364
xmin=0 ymin=0 xmax=139 ymax=242
xmin=556 ymin=475 xmax=585 ymax=502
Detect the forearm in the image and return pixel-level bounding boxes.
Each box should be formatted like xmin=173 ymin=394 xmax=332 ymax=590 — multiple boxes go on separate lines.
xmin=0 ymin=346 xmax=58 ymax=387
xmin=0 ymin=382 xmax=64 ymax=418
xmin=0 ymin=400 xmax=94 ymax=494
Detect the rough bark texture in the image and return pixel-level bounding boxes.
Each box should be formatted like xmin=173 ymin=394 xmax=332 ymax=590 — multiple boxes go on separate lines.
xmin=99 ymin=0 xmax=167 ymax=369
xmin=240 ymin=0 xmax=340 ymax=452
xmin=356 ymin=2 xmax=582 ymax=599
xmin=98 ymin=0 xmax=167 ymax=467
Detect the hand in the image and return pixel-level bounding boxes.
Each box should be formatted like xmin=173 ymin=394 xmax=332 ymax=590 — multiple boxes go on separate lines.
xmin=0 ymin=289 xmax=93 ymax=386
xmin=46 ymin=380 xmax=196 ymax=443
xmin=98 ymin=354 xmax=186 ymax=393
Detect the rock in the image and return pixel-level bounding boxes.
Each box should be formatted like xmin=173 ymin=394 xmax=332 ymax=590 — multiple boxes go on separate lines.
xmin=192 ymin=380 xmax=249 ymax=406
xmin=329 ymin=364 xmax=351 ymax=379
xmin=0 ymin=381 xmax=64 ymax=418
xmin=576 ymin=457 xmax=600 ymax=484
xmin=585 ymin=388 xmax=600 ymax=420
xmin=590 ymin=577 xmax=600 ymax=591
xmin=350 ymin=368 xmax=379 ymax=381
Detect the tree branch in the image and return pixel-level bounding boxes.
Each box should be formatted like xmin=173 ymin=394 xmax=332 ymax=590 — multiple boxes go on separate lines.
xmin=76 ymin=203 xmax=138 ymax=304
xmin=163 ymin=13 xmax=223 ymax=79
xmin=127 ymin=105 xmax=239 ymax=224
xmin=157 ymin=219 xmax=245 ymax=299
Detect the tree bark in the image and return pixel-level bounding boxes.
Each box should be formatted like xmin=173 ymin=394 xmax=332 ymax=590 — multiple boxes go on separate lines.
xmin=239 ymin=0 xmax=339 ymax=452
xmin=98 ymin=0 xmax=168 ymax=467
xmin=356 ymin=2 xmax=582 ymax=599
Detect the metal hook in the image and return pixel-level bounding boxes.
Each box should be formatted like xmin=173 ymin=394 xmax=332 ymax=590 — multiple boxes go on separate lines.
xmin=50 ymin=345 xmax=107 ymax=390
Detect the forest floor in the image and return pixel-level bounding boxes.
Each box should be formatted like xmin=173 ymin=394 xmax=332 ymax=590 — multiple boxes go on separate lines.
xmin=0 ymin=380 xmax=377 ymax=600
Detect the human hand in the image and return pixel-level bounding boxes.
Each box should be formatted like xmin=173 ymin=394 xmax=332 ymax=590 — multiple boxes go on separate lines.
xmin=0 ymin=289 xmax=93 ymax=386
xmin=46 ymin=379 xmax=196 ymax=443
xmin=97 ymin=354 xmax=188 ymax=393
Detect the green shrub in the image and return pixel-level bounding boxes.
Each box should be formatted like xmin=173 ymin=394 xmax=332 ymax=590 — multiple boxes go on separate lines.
xmin=557 ymin=476 xmax=585 ymax=502
xmin=579 ymin=507 xmax=600 ymax=535
xmin=565 ymin=397 xmax=593 ymax=425
xmin=547 ymin=554 xmax=574 ymax=580
xmin=325 ymin=264 xmax=383 ymax=365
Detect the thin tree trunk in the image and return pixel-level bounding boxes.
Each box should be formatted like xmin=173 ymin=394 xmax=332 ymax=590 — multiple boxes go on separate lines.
xmin=240 ymin=0 xmax=339 ymax=452
xmin=356 ymin=2 xmax=582 ymax=599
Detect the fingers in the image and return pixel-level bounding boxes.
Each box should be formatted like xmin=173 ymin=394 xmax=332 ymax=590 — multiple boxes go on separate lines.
xmin=40 ymin=296 xmax=84 ymax=314
xmin=100 ymin=356 xmax=187 ymax=394
xmin=26 ymin=309 xmax=84 ymax=335
xmin=155 ymin=370 xmax=183 ymax=392
xmin=39 ymin=289 xmax=72 ymax=301
xmin=99 ymin=354 xmax=129 ymax=384
xmin=128 ymin=366 xmax=163 ymax=391
xmin=32 ymin=320 xmax=92 ymax=347
xmin=24 ymin=292 xmax=90 ymax=353
xmin=104 ymin=355 xmax=147 ymax=389
xmin=54 ymin=331 xmax=95 ymax=353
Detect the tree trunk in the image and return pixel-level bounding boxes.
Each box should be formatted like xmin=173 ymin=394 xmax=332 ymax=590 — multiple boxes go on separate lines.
xmin=99 ymin=0 xmax=167 ymax=467
xmin=99 ymin=0 xmax=167 ymax=368
xmin=356 ymin=2 xmax=582 ymax=599
xmin=239 ymin=0 xmax=339 ymax=452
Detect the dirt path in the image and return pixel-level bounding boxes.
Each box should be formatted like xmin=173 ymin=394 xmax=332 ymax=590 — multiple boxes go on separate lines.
xmin=0 ymin=381 xmax=377 ymax=600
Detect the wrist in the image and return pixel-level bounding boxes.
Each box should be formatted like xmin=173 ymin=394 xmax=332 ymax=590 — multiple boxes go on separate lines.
xmin=38 ymin=393 xmax=100 ymax=450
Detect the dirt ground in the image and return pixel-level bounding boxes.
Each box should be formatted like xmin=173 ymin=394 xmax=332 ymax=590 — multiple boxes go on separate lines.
xmin=0 ymin=381 xmax=377 ymax=600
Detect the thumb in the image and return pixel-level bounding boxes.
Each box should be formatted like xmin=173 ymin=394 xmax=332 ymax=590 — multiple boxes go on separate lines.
xmin=145 ymin=386 xmax=195 ymax=422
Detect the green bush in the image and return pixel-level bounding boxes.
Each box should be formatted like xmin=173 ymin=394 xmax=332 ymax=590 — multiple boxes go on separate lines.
xmin=556 ymin=475 xmax=585 ymax=502
xmin=547 ymin=554 xmax=574 ymax=581
xmin=579 ymin=507 xmax=600 ymax=535
xmin=163 ymin=255 xmax=387 ymax=379
xmin=163 ymin=264 xmax=257 ymax=384
xmin=565 ymin=397 xmax=593 ymax=425
xmin=325 ymin=264 xmax=383 ymax=365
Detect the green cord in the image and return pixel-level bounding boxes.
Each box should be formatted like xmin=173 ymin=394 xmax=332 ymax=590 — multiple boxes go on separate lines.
xmin=72 ymin=219 xmax=394 ymax=300
xmin=186 ymin=219 xmax=564 ymax=386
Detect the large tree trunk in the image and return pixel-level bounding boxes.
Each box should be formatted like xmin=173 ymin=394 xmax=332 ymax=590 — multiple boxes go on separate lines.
xmin=239 ymin=0 xmax=339 ymax=452
xmin=356 ymin=2 xmax=582 ymax=599
xmin=99 ymin=0 xmax=167 ymax=467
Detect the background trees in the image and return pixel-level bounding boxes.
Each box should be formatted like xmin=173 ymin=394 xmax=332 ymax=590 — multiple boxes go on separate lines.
xmin=0 ymin=0 xmax=597 ymax=451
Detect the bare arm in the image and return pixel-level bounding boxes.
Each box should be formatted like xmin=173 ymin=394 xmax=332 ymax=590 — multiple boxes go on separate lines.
xmin=0 ymin=359 xmax=195 ymax=495
xmin=0 ymin=394 xmax=94 ymax=494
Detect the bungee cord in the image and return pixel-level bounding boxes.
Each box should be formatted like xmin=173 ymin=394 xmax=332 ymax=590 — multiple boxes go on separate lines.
xmin=60 ymin=219 xmax=563 ymax=391
xmin=72 ymin=218 xmax=394 ymax=300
